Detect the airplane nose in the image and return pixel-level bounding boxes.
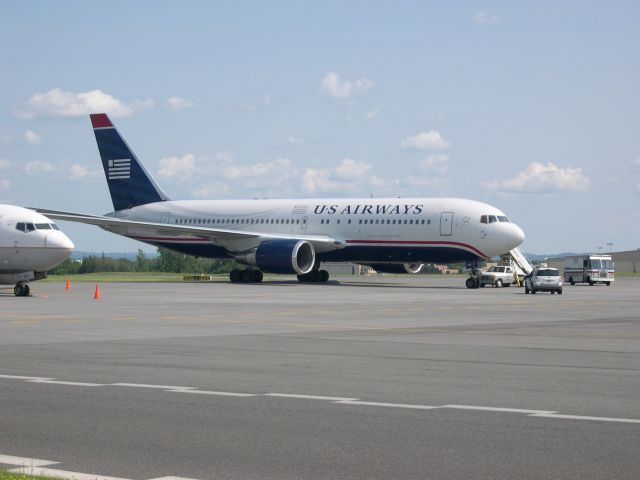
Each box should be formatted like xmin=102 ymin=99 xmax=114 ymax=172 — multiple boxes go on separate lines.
xmin=49 ymin=232 xmax=75 ymax=255
xmin=512 ymin=224 xmax=525 ymax=247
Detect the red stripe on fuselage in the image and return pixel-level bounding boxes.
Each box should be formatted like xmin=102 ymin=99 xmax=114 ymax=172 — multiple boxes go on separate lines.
xmin=345 ymin=239 xmax=487 ymax=258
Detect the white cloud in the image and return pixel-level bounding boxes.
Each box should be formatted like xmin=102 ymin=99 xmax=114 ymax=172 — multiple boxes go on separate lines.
xmin=302 ymin=158 xmax=375 ymax=194
xmin=17 ymin=89 xmax=153 ymax=119
xmin=167 ymin=96 xmax=196 ymax=111
xmin=334 ymin=158 xmax=372 ymax=180
xmin=401 ymin=131 xmax=450 ymax=150
xmin=484 ymin=162 xmax=590 ymax=193
xmin=0 ymin=179 xmax=10 ymax=190
xmin=224 ymin=158 xmax=293 ymax=180
xmin=158 ymin=154 xmax=198 ymax=181
xmin=193 ymin=182 xmax=231 ymax=198
xmin=474 ymin=11 xmax=501 ymax=24
xmin=419 ymin=154 xmax=449 ymax=175
xmin=69 ymin=164 xmax=102 ymax=181
xmin=24 ymin=130 xmax=41 ymax=145
xmin=321 ymin=72 xmax=373 ymax=99
xmin=286 ymin=136 xmax=304 ymax=144
xmin=365 ymin=109 xmax=379 ymax=120
xmin=0 ymin=158 xmax=10 ymax=170
xmin=25 ymin=161 xmax=56 ymax=176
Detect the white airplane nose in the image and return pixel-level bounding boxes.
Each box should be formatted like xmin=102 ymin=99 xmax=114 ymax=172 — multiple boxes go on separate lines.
xmin=511 ymin=224 xmax=525 ymax=247
xmin=49 ymin=232 xmax=75 ymax=254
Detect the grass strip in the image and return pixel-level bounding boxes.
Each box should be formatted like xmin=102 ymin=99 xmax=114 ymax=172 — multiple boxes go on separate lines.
xmin=1 ymin=472 xmax=62 ymax=480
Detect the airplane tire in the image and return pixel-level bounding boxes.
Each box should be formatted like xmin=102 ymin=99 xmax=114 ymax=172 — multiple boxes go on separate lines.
xmin=14 ymin=284 xmax=21 ymax=296
xmin=558 ymin=288 xmax=563 ymax=295
xmin=255 ymin=271 xmax=263 ymax=283
xmin=230 ymin=269 xmax=242 ymax=283
xmin=531 ymin=288 xmax=536 ymax=294
xmin=605 ymin=282 xmax=610 ymax=286
xmin=569 ymin=277 xmax=575 ymax=285
xmin=14 ymin=283 xmax=29 ymax=297
xmin=525 ymin=286 xmax=529 ymax=294
xmin=319 ymin=270 xmax=329 ymax=282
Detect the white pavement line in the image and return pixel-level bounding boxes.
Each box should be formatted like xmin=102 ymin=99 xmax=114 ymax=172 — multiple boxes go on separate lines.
xmin=0 ymin=454 xmax=59 ymax=467
xmin=168 ymin=388 xmax=255 ymax=397
xmin=530 ymin=413 xmax=640 ymax=424
xmin=443 ymin=405 xmax=556 ymax=415
xmin=8 ymin=467 xmax=130 ymax=480
xmin=148 ymin=477 xmax=201 ymax=480
xmin=27 ymin=379 xmax=104 ymax=387
xmin=111 ymin=383 xmax=196 ymax=390
xmin=266 ymin=393 xmax=358 ymax=402
xmin=335 ymin=400 xmax=438 ymax=410
xmin=0 ymin=375 xmax=53 ymax=381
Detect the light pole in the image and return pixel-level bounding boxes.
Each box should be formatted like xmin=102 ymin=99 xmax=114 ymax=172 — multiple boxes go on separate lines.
xmin=606 ymin=242 xmax=614 ymax=254
xmin=597 ymin=246 xmax=602 ymax=254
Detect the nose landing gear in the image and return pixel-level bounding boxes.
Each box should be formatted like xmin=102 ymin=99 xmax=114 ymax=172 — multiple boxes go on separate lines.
xmin=14 ymin=282 xmax=30 ymax=297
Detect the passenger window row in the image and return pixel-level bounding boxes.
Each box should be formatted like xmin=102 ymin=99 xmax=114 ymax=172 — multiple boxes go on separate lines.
xmin=176 ymin=218 xmax=302 ymax=226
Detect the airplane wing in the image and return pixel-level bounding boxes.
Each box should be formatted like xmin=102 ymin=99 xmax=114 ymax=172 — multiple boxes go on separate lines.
xmin=31 ymin=208 xmax=344 ymax=252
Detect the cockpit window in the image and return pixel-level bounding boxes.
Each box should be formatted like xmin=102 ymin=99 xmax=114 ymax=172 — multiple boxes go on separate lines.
xmin=488 ymin=215 xmax=497 ymax=223
xmin=480 ymin=215 xmax=488 ymax=224
xmin=497 ymin=216 xmax=510 ymax=222
xmin=35 ymin=223 xmax=52 ymax=230
xmin=51 ymin=224 xmax=60 ymax=230
xmin=15 ymin=222 xmax=36 ymax=232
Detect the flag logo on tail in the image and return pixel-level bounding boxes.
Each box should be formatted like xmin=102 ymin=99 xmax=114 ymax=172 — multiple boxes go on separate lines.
xmin=108 ymin=159 xmax=131 ymax=180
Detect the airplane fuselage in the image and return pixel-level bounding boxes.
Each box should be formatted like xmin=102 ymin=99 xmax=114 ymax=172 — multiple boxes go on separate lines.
xmin=106 ymin=197 xmax=524 ymax=264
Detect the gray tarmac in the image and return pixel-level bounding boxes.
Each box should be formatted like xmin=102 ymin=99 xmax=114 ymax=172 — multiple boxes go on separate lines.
xmin=1 ymin=276 xmax=639 ymax=479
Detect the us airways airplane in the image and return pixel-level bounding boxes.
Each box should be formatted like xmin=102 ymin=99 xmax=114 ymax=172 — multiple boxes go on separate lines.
xmin=0 ymin=204 xmax=74 ymax=296
xmin=36 ymin=113 xmax=524 ymax=287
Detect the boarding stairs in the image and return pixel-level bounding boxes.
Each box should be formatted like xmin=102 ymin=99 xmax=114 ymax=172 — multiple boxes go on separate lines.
xmin=499 ymin=247 xmax=534 ymax=286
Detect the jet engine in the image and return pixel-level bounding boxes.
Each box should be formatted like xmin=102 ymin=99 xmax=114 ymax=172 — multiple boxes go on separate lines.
xmin=235 ymin=239 xmax=315 ymax=275
xmin=367 ymin=263 xmax=424 ymax=274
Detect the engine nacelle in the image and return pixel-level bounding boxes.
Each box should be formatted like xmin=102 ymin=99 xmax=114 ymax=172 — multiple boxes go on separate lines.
xmin=235 ymin=239 xmax=315 ymax=275
xmin=368 ymin=263 xmax=424 ymax=274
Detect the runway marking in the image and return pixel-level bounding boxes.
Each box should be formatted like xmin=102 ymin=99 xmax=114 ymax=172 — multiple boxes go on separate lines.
xmin=335 ymin=400 xmax=438 ymax=410
xmin=111 ymin=383 xmax=196 ymax=390
xmin=169 ymin=388 xmax=255 ymax=397
xmin=529 ymin=413 xmax=640 ymax=424
xmin=0 ymin=454 xmax=59 ymax=467
xmin=266 ymin=393 xmax=358 ymax=401
xmin=28 ymin=379 xmax=104 ymax=387
xmin=2 ymin=374 xmax=640 ymax=425
xmin=442 ymin=404 xmax=555 ymax=415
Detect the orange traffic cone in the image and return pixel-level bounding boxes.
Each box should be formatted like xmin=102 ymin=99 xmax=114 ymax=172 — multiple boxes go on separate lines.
xmin=65 ymin=278 xmax=71 ymax=290
xmin=94 ymin=284 xmax=101 ymax=300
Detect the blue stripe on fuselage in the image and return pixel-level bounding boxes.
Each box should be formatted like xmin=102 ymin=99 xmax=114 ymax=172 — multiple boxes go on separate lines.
xmin=148 ymin=242 xmax=479 ymax=264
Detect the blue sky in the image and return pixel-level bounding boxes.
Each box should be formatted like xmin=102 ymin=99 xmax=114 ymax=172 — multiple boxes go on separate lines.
xmin=1 ymin=1 xmax=639 ymax=254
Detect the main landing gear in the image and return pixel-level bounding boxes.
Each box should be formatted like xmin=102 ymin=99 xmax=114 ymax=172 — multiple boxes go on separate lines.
xmin=229 ymin=269 xmax=263 ymax=283
xmin=14 ymin=282 xmax=30 ymax=297
xmin=297 ymin=269 xmax=329 ymax=283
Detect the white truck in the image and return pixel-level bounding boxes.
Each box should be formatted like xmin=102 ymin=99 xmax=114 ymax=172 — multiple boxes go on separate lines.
xmin=479 ymin=265 xmax=515 ymax=287
xmin=563 ymin=254 xmax=614 ymax=286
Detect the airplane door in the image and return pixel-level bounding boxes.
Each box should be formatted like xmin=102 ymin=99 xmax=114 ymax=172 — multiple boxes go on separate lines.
xmin=161 ymin=214 xmax=172 ymax=224
xmin=440 ymin=211 xmax=453 ymax=236
xmin=301 ymin=217 xmax=308 ymax=230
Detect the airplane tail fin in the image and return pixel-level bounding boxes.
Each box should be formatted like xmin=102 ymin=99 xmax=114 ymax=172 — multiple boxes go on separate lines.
xmin=90 ymin=113 xmax=170 ymax=211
